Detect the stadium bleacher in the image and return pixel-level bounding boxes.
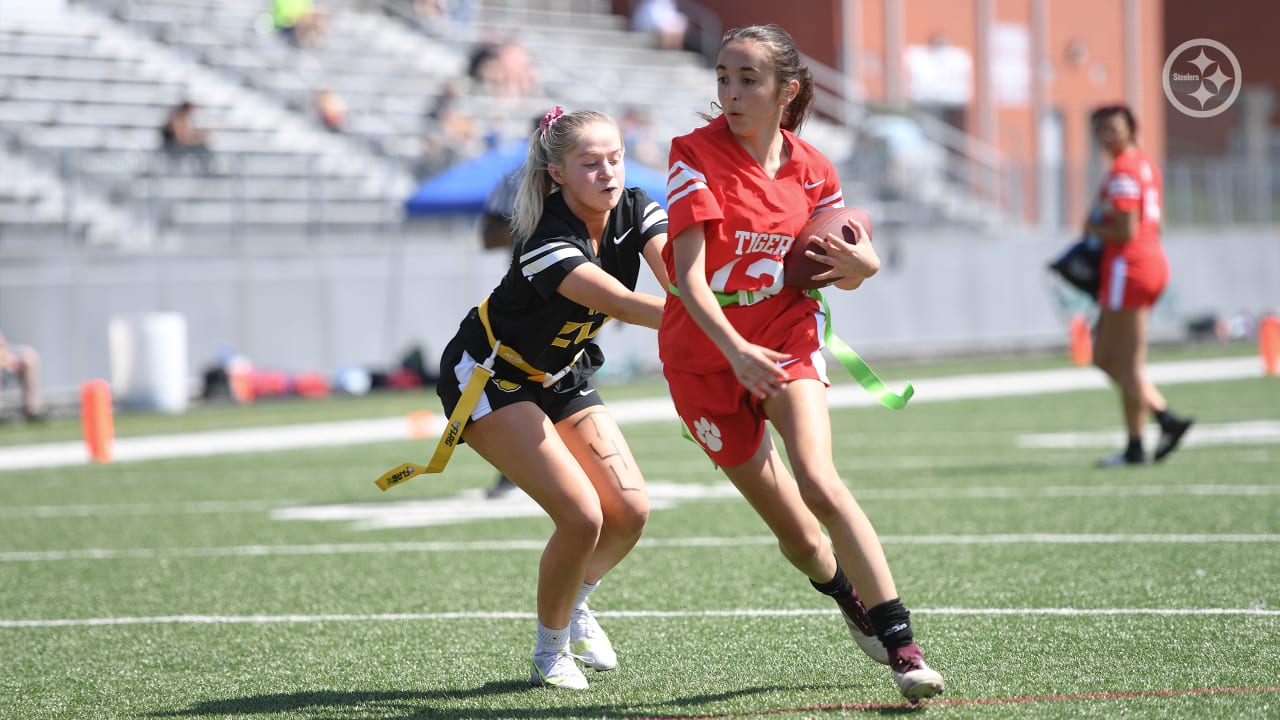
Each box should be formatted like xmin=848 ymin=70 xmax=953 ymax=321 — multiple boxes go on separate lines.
xmin=0 ymin=127 xmax=154 ymax=250
xmin=0 ymin=0 xmax=864 ymax=251
xmin=0 ymin=5 xmax=415 ymax=248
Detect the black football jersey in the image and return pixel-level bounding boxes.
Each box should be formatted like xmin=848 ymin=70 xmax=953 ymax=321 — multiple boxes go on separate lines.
xmin=460 ymin=187 xmax=667 ymax=381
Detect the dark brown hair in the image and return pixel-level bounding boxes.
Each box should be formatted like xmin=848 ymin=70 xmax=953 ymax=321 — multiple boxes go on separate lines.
xmin=1090 ymin=103 xmax=1137 ymax=136
xmin=718 ymin=24 xmax=815 ymax=134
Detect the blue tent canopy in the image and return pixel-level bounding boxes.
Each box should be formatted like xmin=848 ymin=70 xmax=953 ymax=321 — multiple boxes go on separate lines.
xmin=404 ymin=141 xmax=669 ymax=216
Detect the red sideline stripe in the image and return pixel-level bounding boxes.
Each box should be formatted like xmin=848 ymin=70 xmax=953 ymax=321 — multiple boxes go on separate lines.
xmin=624 ymin=686 xmax=1280 ymax=720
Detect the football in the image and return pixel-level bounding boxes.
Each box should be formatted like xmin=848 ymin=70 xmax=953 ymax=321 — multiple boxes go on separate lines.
xmin=784 ymin=207 xmax=873 ymax=289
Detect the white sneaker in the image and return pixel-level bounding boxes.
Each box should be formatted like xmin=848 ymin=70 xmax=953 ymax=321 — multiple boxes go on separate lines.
xmin=530 ymin=649 xmax=589 ymax=690
xmin=890 ymin=645 xmax=944 ymax=703
xmin=570 ymin=607 xmax=617 ymax=671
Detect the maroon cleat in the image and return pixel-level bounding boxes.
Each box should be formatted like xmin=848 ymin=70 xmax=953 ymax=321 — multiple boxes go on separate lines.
xmin=888 ymin=643 xmax=944 ymax=703
xmin=833 ymin=590 xmax=889 ymax=665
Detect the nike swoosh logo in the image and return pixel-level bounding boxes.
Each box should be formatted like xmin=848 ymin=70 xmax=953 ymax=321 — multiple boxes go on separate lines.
xmin=613 ymin=228 xmax=633 ymax=245
xmin=579 ymin=387 xmax=597 ymax=396
xmin=778 ymin=358 xmax=802 ymax=368
xmin=804 ymin=179 xmax=825 ymax=189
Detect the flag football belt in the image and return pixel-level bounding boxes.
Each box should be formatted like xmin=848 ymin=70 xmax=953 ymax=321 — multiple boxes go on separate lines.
xmin=666 ymin=284 xmax=913 ymax=410
xmin=667 ymin=282 xmax=775 ymax=308
xmin=477 ymin=296 xmax=586 ymax=389
xmin=806 ymin=288 xmax=913 ymax=410
xmin=375 ymin=338 xmax=498 ymax=491
xmin=373 ymin=296 xmax=584 ymax=491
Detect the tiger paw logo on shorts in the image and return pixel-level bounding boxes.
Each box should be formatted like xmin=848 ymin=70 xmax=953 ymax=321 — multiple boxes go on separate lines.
xmin=693 ymin=417 xmax=723 ymax=452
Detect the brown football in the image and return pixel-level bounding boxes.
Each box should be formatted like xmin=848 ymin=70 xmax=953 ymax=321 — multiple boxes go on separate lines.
xmin=784 ymin=207 xmax=873 ymax=289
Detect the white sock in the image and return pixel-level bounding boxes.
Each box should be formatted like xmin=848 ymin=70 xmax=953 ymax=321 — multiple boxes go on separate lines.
xmin=535 ymin=621 xmax=570 ymax=654
xmin=574 ymin=580 xmax=599 ymax=611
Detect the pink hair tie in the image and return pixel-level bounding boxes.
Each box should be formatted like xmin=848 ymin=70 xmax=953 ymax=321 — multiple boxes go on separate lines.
xmin=540 ymin=106 xmax=565 ymax=136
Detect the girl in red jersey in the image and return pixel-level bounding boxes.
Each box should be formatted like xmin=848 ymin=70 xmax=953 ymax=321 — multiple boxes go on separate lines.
xmin=660 ymin=24 xmax=943 ymax=703
xmin=1085 ymin=104 xmax=1193 ymax=466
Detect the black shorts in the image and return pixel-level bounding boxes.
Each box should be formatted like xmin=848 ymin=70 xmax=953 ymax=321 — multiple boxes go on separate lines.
xmin=436 ymin=335 xmax=605 ymax=434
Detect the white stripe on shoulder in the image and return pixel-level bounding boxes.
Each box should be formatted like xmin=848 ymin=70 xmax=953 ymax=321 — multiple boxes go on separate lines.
xmin=817 ymin=190 xmax=844 ymax=208
xmin=668 ymin=160 xmax=706 ymax=185
xmin=520 ymin=241 xmax=573 ymax=264
xmin=520 ymin=243 xmax=583 ymax=279
xmin=641 ymin=202 xmax=668 ymax=233
xmin=667 ymin=161 xmax=708 ymax=205
xmin=1105 ymin=174 xmax=1141 ymax=199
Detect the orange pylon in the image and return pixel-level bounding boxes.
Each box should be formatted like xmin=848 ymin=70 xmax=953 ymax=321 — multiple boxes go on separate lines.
xmin=1260 ymin=314 xmax=1280 ymax=376
xmin=1070 ymin=314 xmax=1093 ymax=366
xmin=80 ymin=380 xmax=114 ymax=463
xmin=406 ymin=410 xmax=436 ymax=440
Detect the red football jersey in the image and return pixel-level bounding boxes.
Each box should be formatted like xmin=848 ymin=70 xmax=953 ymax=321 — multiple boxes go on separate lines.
xmin=1097 ymin=147 xmax=1165 ymax=272
xmin=660 ymin=116 xmax=843 ymax=371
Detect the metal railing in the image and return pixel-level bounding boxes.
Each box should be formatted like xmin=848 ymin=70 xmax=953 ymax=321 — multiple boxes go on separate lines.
xmin=1164 ymin=158 xmax=1278 ymax=226
xmin=800 ymin=50 xmax=1012 ymax=229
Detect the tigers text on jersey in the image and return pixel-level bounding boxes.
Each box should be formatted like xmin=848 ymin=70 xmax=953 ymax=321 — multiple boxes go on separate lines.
xmin=665 ymin=115 xmax=844 ymax=297
xmin=457 ymin=187 xmax=667 ymax=382
xmin=661 ymin=115 xmax=843 ymax=372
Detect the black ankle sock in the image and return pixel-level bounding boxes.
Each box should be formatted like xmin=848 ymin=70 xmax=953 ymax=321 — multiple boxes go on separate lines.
xmin=1125 ymin=437 xmax=1145 ymax=461
xmin=809 ymin=564 xmax=853 ymax=597
xmin=1154 ymin=408 xmax=1173 ymax=427
xmin=867 ymin=598 xmax=914 ymax=649
xmin=810 ymin=564 xmax=876 ymax=635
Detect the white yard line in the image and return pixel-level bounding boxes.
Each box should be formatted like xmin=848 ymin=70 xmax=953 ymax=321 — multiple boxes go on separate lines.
xmin=4 ymin=482 xmax=1278 ymax=520
xmin=0 ymin=356 xmax=1268 ymax=472
xmin=3 ymin=606 xmax=1277 ymax=629
xmin=3 ymin=532 xmax=1279 ymax=563
xmin=1019 ymin=420 xmax=1280 ymax=449
xmin=0 ymin=499 xmax=296 ymax=518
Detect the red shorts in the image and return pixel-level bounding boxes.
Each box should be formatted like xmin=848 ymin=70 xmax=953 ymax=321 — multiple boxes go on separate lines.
xmin=663 ymin=307 xmax=830 ymax=467
xmin=1099 ymin=255 xmax=1169 ymax=310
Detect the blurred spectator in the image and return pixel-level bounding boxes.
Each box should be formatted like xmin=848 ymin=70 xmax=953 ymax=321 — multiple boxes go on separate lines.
xmin=620 ymin=105 xmax=663 ymax=169
xmin=467 ymin=40 xmax=499 ymax=83
xmin=272 ymin=0 xmax=327 ymax=48
xmin=631 ymin=0 xmax=689 ymax=51
xmin=314 ymin=88 xmax=347 ymax=132
xmin=412 ymin=0 xmax=447 ymax=22
xmin=160 ymin=101 xmax=214 ymax=173
xmin=468 ymin=38 xmax=537 ymax=98
xmin=478 ymin=115 xmax=541 ymax=249
xmin=410 ymin=0 xmax=472 ymax=35
xmin=0 ymin=331 xmax=44 ymax=422
xmin=417 ymin=82 xmax=482 ymax=179
xmin=480 ymin=164 xmax=520 ymax=249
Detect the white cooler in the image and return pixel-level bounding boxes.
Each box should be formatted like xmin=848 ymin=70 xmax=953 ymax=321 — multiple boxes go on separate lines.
xmin=108 ymin=312 xmax=190 ymax=414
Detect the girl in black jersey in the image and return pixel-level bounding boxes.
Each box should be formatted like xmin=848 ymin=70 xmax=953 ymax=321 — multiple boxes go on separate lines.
xmin=436 ymin=107 xmax=669 ymax=690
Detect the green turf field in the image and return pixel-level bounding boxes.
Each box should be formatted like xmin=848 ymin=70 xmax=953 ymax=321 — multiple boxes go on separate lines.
xmin=1 ymin=349 xmax=1277 ymax=719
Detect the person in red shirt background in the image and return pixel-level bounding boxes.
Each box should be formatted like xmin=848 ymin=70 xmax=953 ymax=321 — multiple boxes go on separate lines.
xmin=1085 ymin=104 xmax=1193 ymax=466
xmin=660 ymin=24 xmax=943 ymax=703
